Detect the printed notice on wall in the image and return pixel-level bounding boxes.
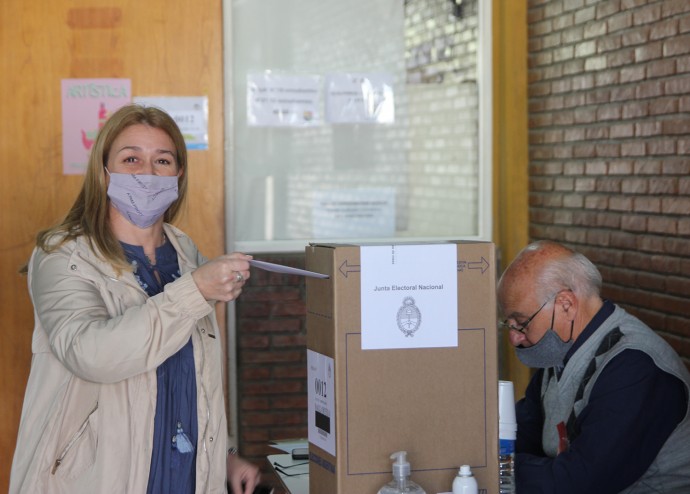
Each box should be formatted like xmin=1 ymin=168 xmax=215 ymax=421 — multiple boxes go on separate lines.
xmin=325 ymin=73 xmax=395 ymax=124
xmin=312 ymin=188 xmax=395 ymax=239
xmin=307 ymin=349 xmax=336 ymax=456
xmin=247 ymin=72 xmax=321 ymax=127
xmin=61 ymin=79 xmax=131 ymax=175
xmin=360 ymin=244 xmax=458 ymax=350
xmin=134 ymin=96 xmax=209 ymax=150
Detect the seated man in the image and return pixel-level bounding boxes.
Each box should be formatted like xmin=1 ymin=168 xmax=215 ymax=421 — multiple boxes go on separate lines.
xmin=497 ymin=240 xmax=690 ymax=493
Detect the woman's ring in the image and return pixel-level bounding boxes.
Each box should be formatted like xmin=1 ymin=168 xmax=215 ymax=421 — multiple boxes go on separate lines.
xmin=235 ymin=272 xmax=244 ymax=283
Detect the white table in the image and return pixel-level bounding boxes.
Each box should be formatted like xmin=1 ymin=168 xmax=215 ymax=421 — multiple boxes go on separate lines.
xmin=267 ymin=453 xmax=309 ymax=494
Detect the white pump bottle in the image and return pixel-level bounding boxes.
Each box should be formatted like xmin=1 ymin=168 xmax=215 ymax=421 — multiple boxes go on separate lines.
xmin=377 ymin=451 xmax=427 ymax=494
xmin=452 ymin=464 xmax=478 ymax=494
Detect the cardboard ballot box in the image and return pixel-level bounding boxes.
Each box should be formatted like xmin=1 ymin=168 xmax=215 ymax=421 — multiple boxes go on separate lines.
xmin=305 ymin=242 xmax=498 ymax=494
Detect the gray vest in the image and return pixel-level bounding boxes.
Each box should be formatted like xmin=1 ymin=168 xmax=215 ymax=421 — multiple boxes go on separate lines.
xmin=540 ymin=305 xmax=690 ymax=493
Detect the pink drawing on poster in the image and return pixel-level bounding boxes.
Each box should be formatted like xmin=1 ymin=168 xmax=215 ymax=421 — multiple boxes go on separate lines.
xmin=61 ymin=79 xmax=131 ymax=175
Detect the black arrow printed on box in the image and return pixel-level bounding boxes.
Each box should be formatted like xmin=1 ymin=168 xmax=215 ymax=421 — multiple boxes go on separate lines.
xmin=458 ymin=257 xmax=490 ymax=274
xmin=338 ymin=260 xmax=360 ymax=278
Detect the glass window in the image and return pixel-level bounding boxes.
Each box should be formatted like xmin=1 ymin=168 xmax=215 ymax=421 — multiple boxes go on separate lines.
xmin=227 ymin=0 xmax=491 ymax=252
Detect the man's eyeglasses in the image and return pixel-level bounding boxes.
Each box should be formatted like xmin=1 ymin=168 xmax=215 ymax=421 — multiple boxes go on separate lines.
xmin=500 ymin=297 xmax=551 ymax=334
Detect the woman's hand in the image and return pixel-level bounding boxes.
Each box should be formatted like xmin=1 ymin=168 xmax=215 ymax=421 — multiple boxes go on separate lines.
xmin=192 ymin=252 xmax=252 ymax=302
xmin=227 ymin=453 xmax=261 ymax=494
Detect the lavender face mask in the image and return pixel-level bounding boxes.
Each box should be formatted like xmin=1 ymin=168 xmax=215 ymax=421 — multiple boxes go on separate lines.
xmin=106 ymin=171 xmax=179 ymax=228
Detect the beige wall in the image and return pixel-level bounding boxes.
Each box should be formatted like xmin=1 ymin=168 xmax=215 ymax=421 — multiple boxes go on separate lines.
xmin=493 ymin=0 xmax=532 ymax=394
xmin=0 ymin=1 xmax=225 ymax=490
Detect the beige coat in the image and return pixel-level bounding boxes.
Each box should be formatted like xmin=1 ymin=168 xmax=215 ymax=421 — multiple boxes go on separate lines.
xmin=10 ymin=224 xmax=229 ymax=493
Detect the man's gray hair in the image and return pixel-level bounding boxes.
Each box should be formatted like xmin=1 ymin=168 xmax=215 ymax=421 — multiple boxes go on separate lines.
xmin=534 ymin=245 xmax=603 ymax=302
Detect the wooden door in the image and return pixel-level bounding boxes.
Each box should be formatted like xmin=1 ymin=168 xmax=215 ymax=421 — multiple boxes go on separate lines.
xmin=0 ymin=1 xmax=225 ymax=490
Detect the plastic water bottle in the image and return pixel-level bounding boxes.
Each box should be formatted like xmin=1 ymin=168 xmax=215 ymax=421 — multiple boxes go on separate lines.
xmin=377 ymin=451 xmax=427 ymax=494
xmin=498 ymin=437 xmax=516 ymax=493
xmin=499 ymin=381 xmax=517 ymax=493
xmin=452 ymin=464 xmax=478 ymax=494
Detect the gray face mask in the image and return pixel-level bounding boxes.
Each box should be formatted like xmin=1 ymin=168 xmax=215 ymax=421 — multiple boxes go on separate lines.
xmin=515 ymin=306 xmax=574 ymax=369
xmin=515 ymin=328 xmax=574 ymax=368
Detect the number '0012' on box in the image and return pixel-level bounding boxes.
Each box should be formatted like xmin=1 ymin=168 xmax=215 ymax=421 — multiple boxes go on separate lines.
xmin=305 ymin=241 xmax=499 ymax=494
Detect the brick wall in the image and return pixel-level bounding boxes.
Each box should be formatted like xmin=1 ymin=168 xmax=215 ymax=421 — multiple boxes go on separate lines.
xmin=404 ymin=0 xmax=481 ymax=236
xmin=527 ymin=0 xmax=690 ymax=369
xmin=235 ymin=253 xmax=308 ymax=490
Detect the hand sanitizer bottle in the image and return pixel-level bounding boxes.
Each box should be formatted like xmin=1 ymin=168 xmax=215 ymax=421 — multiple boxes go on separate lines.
xmin=377 ymin=451 xmax=427 ymax=494
xmin=452 ymin=465 xmax=478 ymax=494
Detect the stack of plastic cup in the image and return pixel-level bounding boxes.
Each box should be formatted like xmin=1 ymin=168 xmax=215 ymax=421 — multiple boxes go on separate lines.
xmin=498 ymin=381 xmax=517 ymax=493
xmin=499 ymin=380 xmax=517 ymax=440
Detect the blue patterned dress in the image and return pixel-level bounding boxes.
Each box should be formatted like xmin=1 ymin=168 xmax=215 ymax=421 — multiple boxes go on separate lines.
xmin=121 ymin=239 xmax=197 ymax=494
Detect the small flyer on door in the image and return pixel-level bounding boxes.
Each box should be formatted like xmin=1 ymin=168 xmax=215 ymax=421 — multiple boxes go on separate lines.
xmin=133 ymin=96 xmax=209 ymax=150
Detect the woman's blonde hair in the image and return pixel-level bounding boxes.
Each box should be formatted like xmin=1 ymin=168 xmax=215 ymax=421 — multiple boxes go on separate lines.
xmin=24 ymin=104 xmax=188 ymax=273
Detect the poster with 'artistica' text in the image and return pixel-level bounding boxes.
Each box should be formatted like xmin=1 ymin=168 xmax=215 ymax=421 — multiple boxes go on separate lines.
xmin=62 ymin=79 xmax=131 ymax=175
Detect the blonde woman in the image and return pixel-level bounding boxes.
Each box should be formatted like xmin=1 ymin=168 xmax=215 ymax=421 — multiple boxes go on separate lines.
xmin=10 ymin=104 xmax=260 ymax=494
